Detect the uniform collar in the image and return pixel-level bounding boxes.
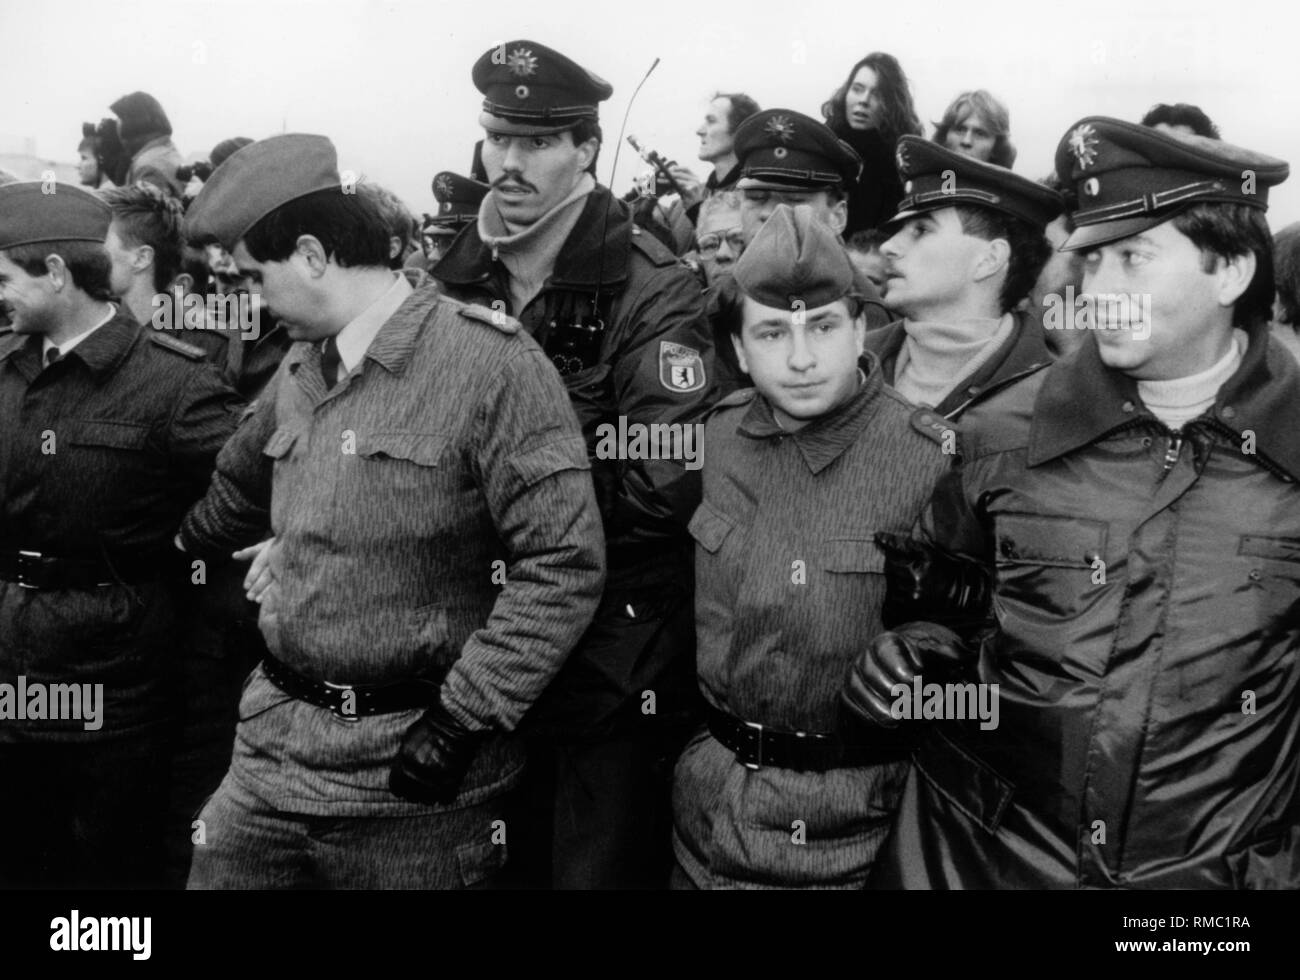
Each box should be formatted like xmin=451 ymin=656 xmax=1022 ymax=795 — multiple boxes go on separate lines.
xmin=39 ymin=309 xmax=142 ymax=379
xmin=286 ymin=269 xmax=434 ymax=383
xmin=330 ymin=272 xmax=413 ymax=373
xmin=1028 ymin=319 xmax=1300 ymax=480
xmin=866 ymin=308 xmax=1052 ymax=418
xmin=737 ymin=354 xmax=885 ymax=474
xmin=42 ymin=303 xmax=118 ymax=361
xmin=434 ymin=184 xmax=631 ymax=293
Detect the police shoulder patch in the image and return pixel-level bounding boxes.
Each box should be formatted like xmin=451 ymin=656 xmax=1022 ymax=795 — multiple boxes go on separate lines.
xmin=658 ymin=340 xmax=706 ymax=393
xmin=457 ymin=301 xmax=520 ymax=335
xmin=149 ymin=332 xmax=207 ymax=360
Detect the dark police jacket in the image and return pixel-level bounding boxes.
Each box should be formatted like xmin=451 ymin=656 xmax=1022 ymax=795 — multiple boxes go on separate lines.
xmin=435 ymin=186 xmax=720 ymax=737
xmin=0 ymin=313 xmax=241 ymax=738
xmin=434 ymin=185 xmax=720 ymax=582
xmin=875 ymin=324 xmax=1300 ymax=888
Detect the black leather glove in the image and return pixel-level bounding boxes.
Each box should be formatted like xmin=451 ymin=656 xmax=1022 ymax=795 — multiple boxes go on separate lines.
xmin=875 ymin=531 xmax=993 ymax=634
xmin=842 ymin=622 xmax=972 ymax=728
xmin=389 ymin=700 xmax=487 ymax=805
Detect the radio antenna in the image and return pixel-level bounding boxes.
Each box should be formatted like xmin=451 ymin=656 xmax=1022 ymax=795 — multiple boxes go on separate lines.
xmin=592 ymin=56 xmax=661 ymax=318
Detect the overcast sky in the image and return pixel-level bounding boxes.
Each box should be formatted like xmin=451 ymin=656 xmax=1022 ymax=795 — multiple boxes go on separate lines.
xmin=4 ymin=0 xmax=1299 ymax=228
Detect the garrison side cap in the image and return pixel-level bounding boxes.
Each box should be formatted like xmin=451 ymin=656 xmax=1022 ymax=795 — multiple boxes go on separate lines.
xmin=183 ymin=133 xmax=341 ymax=251
xmin=885 ymin=135 xmax=1064 ymax=230
xmin=733 ymin=203 xmax=856 ymax=310
xmin=1055 ymin=116 xmax=1289 ymax=251
xmin=0 ymin=181 xmax=111 ymax=249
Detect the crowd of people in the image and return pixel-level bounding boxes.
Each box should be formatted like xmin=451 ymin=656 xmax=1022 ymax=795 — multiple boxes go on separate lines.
xmin=1 ymin=37 xmax=1298 ymax=891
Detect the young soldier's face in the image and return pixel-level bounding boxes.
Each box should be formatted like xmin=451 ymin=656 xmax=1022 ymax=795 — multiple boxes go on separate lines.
xmin=481 ymin=130 xmax=596 ymax=228
xmin=879 ymin=208 xmax=991 ymax=317
xmin=740 ymin=187 xmax=846 ymax=244
xmin=232 ymin=241 xmax=321 ymax=341
xmin=0 ymin=252 xmax=59 ymax=335
xmin=1079 ymin=219 xmax=1251 ymax=380
xmin=733 ymin=295 xmax=866 ymax=431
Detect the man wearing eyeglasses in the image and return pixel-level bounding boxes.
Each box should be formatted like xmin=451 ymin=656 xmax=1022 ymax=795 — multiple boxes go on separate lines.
xmin=694 ymin=191 xmax=744 ymax=283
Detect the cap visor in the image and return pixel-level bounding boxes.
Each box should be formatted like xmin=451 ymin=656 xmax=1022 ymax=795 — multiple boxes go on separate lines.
xmin=1060 ymin=213 xmax=1167 ymax=251
xmin=479 ymin=112 xmax=574 ymax=137
xmin=736 ymin=175 xmax=836 ymax=193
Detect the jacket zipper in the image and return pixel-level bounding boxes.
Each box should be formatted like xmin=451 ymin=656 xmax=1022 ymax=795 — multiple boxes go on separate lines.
xmin=1160 ymin=433 xmax=1183 ymax=474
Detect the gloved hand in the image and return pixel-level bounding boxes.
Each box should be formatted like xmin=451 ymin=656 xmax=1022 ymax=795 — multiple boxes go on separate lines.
xmin=875 ymin=531 xmax=993 ymax=633
xmin=389 ymin=700 xmax=487 ymax=805
xmin=842 ymin=622 xmax=972 ymax=728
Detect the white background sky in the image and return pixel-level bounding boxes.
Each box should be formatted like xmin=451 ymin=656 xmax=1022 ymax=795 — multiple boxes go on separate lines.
xmin=3 ymin=0 xmax=1299 ymax=228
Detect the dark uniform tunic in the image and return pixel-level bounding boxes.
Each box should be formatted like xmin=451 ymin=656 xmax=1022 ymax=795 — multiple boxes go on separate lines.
xmin=0 ymin=311 xmax=241 ymax=885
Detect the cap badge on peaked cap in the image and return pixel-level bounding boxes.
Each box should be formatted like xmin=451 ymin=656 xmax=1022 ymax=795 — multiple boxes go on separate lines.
xmin=1069 ymin=123 xmax=1100 ymax=170
xmin=765 ymin=115 xmax=796 ymax=145
xmin=506 ymin=47 xmax=539 ymax=77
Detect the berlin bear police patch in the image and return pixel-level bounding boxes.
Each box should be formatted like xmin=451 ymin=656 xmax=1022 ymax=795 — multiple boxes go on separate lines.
xmin=658 ymin=341 xmax=706 ymax=393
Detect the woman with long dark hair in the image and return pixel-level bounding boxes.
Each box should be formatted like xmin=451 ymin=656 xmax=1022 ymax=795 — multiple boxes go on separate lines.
xmin=822 ymin=52 xmax=923 ymax=234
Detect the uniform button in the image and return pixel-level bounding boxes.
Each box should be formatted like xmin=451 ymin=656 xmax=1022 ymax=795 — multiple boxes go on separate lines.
xmin=1000 ymin=539 xmax=1017 ymax=558
xmin=967 ymin=386 xmax=981 ymax=396
xmin=1222 ymin=406 xmax=1237 ymax=420
xmin=1121 ymin=401 xmax=1135 ymax=413
xmin=1141 ymin=437 xmax=1152 ymax=448
xmin=1248 ymin=569 xmax=1262 ymax=581
xmin=917 ymin=412 xmax=933 ymax=425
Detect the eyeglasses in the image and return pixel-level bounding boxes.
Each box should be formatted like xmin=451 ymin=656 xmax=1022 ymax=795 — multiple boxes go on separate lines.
xmin=695 ymin=229 xmax=746 ymax=258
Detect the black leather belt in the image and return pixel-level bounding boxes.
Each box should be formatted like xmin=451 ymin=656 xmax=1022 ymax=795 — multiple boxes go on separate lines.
xmin=0 ymin=549 xmax=166 ymax=589
xmin=707 ymin=703 xmax=908 ymax=772
xmin=260 ymin=654 xmax=440 ymax=721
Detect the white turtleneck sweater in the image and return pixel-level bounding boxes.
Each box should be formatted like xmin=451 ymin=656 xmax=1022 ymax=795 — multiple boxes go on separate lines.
xmin=893 ymin=312 xmax=1016 ymax=408
xmin=478 ymin=172 xmax=596 ymax=315
xmin=1137 ymin=329 xmax=1247 ymax=431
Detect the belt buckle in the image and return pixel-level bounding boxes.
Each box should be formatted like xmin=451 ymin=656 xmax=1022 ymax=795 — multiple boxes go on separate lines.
xmin=323 ymin=679 xmax=361 ymax=723
xmin=16 ymin=550 xmax=44 ymax=589
xmin=741 ymin=719 xmax=763 ymax=770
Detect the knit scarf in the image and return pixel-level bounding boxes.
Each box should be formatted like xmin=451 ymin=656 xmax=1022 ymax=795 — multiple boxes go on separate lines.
xmin=893 ymin=312 xmax=1015 ymax=408
xmin=1137 ymin=329 xmax=1247 ymax=431
xmin=478 ymin=172 xmax=595 ymax=315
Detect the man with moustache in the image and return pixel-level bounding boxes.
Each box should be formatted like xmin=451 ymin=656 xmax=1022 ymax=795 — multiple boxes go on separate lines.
xmin=432 ymin=40 xmax=720 ymax=889
xmin=844 ymin=119 xmax=1300 ymax=889
xmin=177 ymin=134 xmax=605 ymax=889
xmin=672 ymin=205 xmax=952 ymax=889
xmin=868 ymin=137 xmax=1063 ymax=420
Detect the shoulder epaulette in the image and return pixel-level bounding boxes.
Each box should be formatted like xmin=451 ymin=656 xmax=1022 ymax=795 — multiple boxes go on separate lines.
xmin=456 ymin=301 xmax=520 ymax=335
xmin=908 ymin=406 xmax=960 ymax=449
xmin=706 ymin=388 xmax=757 ymax=420
xmin=629 ymin=226 xmax=678 ymax=268
xmin=149 ymin=332 xmax=208 ymax=360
